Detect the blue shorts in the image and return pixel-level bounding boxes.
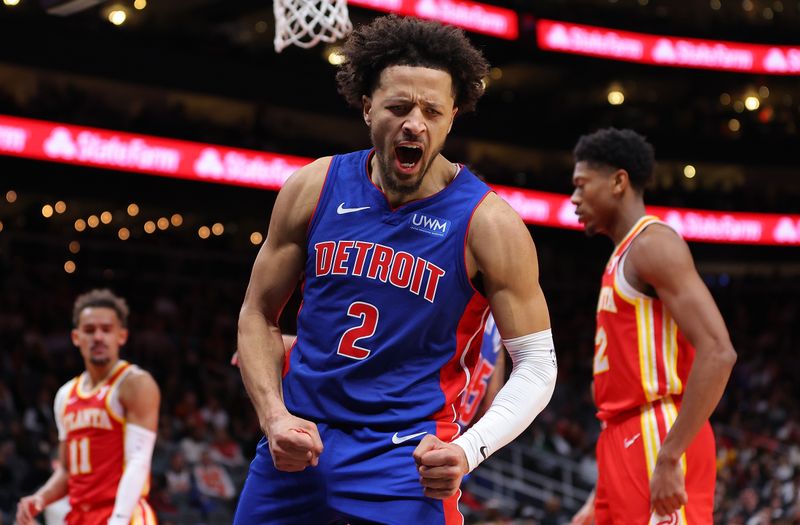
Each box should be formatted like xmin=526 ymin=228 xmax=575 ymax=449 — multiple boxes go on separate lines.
xmin=233 ymin=421 xmax=463 ymax=525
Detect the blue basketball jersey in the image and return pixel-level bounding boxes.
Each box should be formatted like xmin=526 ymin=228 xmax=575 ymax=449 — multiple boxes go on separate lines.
xmin=457 ymin=313 xmax=502 ymax=427
xmin=283 ymin=149 xmax=493 ymax=430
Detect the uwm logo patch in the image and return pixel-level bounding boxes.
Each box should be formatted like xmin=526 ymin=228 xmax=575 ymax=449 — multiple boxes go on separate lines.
xmin=410 ymin=213 xmax=450 ymax=237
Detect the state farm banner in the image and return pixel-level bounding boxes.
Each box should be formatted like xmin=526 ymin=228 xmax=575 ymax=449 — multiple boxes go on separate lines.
xmin=0 ymin=115 xmax=309 ymax=191
xmin=347 ymin=0 xmax=518 ymax=40
xmin=1 ymin=114 xmax=798 ymax=246
xmin=537 ymin=19 xmax=800 ymax=75
xmin=492 ymin=184 xmax=800 ymax=246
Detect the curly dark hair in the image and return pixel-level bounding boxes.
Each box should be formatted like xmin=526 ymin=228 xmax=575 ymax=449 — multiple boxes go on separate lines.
xmin=573 ymin=128 xmax=655 ymax=192
xmin=72 ymin=289 xmax=129 ymax=328
xmin=336 ymin=15 xmax=489 ymax=114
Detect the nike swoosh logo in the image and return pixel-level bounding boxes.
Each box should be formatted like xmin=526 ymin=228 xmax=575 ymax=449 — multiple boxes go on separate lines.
xmin=391 ymin=431 xmax=427 ymax=445
xmin=337 ymin=203 xmax=371 ymax=215
xmin=480 ymin=446 xmax=488 ymax=460
xmin=624 ymin=433 xmax=641 ymax=448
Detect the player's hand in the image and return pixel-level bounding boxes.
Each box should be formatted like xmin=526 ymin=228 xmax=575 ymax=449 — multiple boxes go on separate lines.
xmin=650 ymin=456 xmax=687 ymax=517
xmin=16 ymin=494 xmax=45 ymax=525
xmin=264 ymin=413 xmax=323 ymax=472
xmin=412 ymin=434 xmax=469 ymax=500
xmin=570 ymin=495 xmax=595 ymax=525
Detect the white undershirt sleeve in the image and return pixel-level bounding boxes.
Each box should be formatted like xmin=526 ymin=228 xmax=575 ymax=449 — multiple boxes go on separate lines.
xmin=107 ymin=423 xmax=157 ymax=525
xmin=453 ymin=329 xmax=557 ymax=472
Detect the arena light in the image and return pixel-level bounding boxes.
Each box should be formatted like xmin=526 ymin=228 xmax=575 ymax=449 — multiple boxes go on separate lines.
xmin=250 ymin=232 xmax=263 ymax=245
xmin=170 ymin=213 xmax=183 ymax=227
xmin=607 ymin=89 xmax=625 ymax=105
xmin=127 ymin=203 xmax=140 ymax=216
xmin=211 ymin=222 xmax=224 ymax=236
xmin=118 ymin=227 xmax=130 ymax=240
xmin=728 ymin=118 xmax=741 ymax=132
xmin=326 ymin=47 xmax=346 ymax=66
xmin=87 ymin=215 xmax=99 ymax=228
xmin=157 ymin=217 xmax=169 ymax=230
xmin=108 ymin=9 xmax=127 ymax=26
xmin=133 ymin=0 xmax=146 ymax=9
xmin=744 ymin=96 xmax=760 ymax=110
xmin=536 ymin=19 xmax=800 ymax=75
xmin=69 ymin=241 xmax=80 ymax=254
xmin=3 ymin=0 xmax=21 ymax=6
xmin=64 ymin=260 xmax=76 ymax=274
xmin=198 ymin=226 xmax=211 ymax=239
xmin=143 ymin=221 xmax=156 ymax=234
xmin=5 ymin=190 xmax=16 ymax=203
xmin=100 ymin=211 xmax=113 ymax=224
xmin=42 ymin=204 xmax=54 ymax=218
xmin=0 ymin=220 xmax=3 ymax=232
xmin=74 ymin=219 xmax=86 ymax=232
xmin=683 ymin=165 xmax=697 ymax=178
xmin=55 ymin=200 xmax=67 ymax=213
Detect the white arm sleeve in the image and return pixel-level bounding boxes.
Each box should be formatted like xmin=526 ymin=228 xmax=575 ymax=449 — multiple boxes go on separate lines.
xmin=453 ymin=329 xmax=557 ymax=472
xmin=107 ymin=423 xmax=157 ymax=525
xmin=53 ymin=382 xmax=72 ymax=441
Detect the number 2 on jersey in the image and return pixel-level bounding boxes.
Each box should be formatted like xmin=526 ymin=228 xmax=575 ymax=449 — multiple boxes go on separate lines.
xmin=68 ymin=437 xmax=91 ymax=475
xmin=337 ymin=302 xmax=379 ymax=360
xmin=593 ymin=326 xmax=609 ymax=375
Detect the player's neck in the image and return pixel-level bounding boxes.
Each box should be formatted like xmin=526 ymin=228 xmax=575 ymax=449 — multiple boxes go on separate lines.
xmin=371 ymin=154 xmax=457 ymax=208
xmin=84 ymin=359 xmax=120 ymax=388
xmin=609 ymin=201 xmax=648 ymax=245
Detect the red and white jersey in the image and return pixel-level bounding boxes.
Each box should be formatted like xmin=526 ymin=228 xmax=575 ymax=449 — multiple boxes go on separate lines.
xmin=593 ymin=216 xmax=696 ymax=421
xmin=54 ymin=360 xmax=148 ymax=509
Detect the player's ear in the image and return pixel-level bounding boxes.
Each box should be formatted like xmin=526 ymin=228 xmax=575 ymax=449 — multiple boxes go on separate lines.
xmin=118 ymin=328 xmax=129 ymax=346
xmin=611 ymin=169 xmax=629 ymax=196
xmin=362 ymin=96 xmax=373 ymax=127
xmin=447 ymin=106 xmax=458 ymax=133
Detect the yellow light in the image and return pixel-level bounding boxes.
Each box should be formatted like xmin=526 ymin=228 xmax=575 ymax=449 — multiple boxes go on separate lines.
xmin=127 ymin=203 xmax=140 ymax=216
xmin=144 ymin=221 xmax=156 ymax=234
xmin=55 ymin=200 xmax=67 ymax=213
xmin=108 ymin=9 xmax=127 ymax=25
xmin=198 ymin=226 xmax=211 ymax=239
xmin=728 ymin=118 xmax=741 ymax=132
xmin=74 ymin=219 xmax=87 ymax=232
xmin=64 ymin=260 xmax=76 ymax=274
xmin=100 ymin=211 xmax=113 ymax=224
xmin=87 ymin=215 xmax=100 ymax=228
xmin=250 ymin=232 xmax=263 ymax=245
xmin=327 ymin=48 xmax=346 ymax=66
xmin=69 ymin=241 xmax=80 ymax=254
xmin=607 ymin=90 xmax=625 ymax=105
xmin=42 ymin=204 xmax=54 ymax=218
xmin=744 ymin=96 xmax=760 ymax=111
xmin=758 ymin=86 xmax=770 ymax=98
xmin=719 ymin=93 xmax=731 ymax=105
xmin=118 ymin=227 xmax=130 ymax=240
xmin=3 ymin=0 xmax=21 ymax=6
xmin=211 ymin=222 xmax=224 ymax=236
xmin=683 ymin=165 xmax=697 ymax=179
xmin=133 ymin=0 xmax=146 ymax=9
xmin=157 ymin=217 xmax=169 ymax=230
xmin=489 ymin=67 xmax=503 ymax=80
xmin=733 ymin=100 xmax=744 ymax=113
xmin=5 ymin=190 xmax=16 ymax=203
xmin=170 ymin=213 xmax=183 ymax=227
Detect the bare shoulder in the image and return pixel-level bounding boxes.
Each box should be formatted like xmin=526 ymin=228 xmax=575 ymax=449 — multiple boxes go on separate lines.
xmin=467 ymin=192 xmax=537 ymax=278
xmin=275 ymin=156 xmax=333 ymax=228
xmin=469 ymin=192 xmax=529 ymax=244
xmin=628 ymin=223 xmax=695 ymax=281
xmin=118 ymin=367 xmax=160 ymax=404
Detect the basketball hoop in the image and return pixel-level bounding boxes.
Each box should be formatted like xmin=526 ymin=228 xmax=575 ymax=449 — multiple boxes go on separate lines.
xmin=273 ymin=0 xmax=353 ymax=53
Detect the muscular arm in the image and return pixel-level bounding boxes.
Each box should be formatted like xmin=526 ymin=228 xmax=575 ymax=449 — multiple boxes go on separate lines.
xmin=237 ymin=157 xmax=329 ymax=471
xmin=627 ymin=225 xmax=736 ymax=515
xmin=109 ymin=370 xmax=160 ymax=525
xmin=415 ymin=194 xmax=556 ymax=498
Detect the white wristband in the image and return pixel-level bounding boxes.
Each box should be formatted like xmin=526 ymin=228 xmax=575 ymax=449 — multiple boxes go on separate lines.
xmin=453 ymin=329 xmax=557 ymax=471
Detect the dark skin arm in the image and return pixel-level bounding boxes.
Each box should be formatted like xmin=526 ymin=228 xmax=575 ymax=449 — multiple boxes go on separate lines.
xmin=237 ymin=157 xmax=329 ymax=472
xmin=625 ymin=224 xmax=736 ymax=516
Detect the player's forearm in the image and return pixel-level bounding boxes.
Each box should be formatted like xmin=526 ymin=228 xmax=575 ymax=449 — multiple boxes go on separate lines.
xmin=237 ymin=309 xmax=291 ymax=427
xmin=658 ymin=340 xmax=736 ymax=462
xmin=33 ymin=467 xmax=69 ymax=505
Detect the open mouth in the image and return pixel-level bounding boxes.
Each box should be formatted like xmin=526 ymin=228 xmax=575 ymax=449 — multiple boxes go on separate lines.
xmin=395 ymin=145 xmax=423 ymax=169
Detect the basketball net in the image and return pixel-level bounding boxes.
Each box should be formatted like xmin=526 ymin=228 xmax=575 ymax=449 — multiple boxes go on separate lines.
xmin=273 ymin=0 xmax=353 ymax=53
